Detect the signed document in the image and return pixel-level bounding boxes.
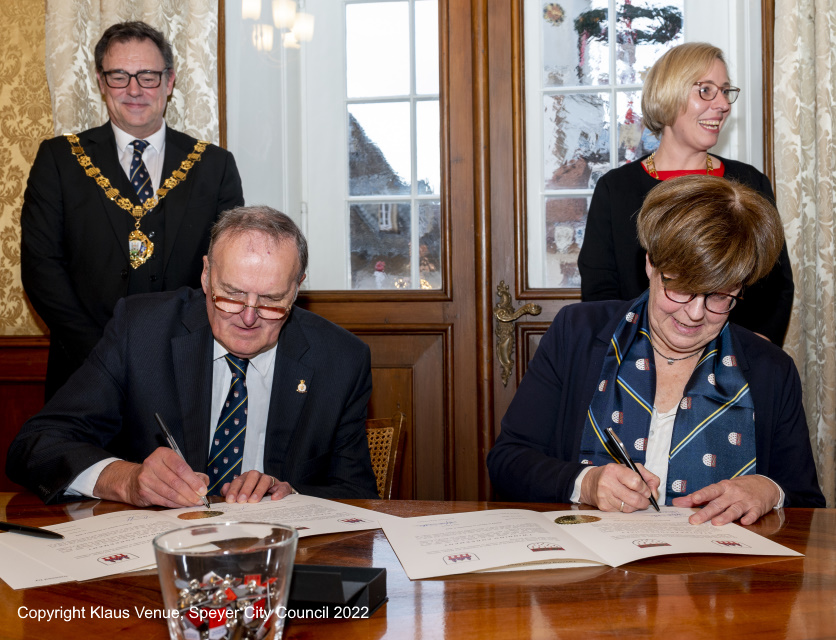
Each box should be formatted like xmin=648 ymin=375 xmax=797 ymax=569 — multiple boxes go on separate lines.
xmin=0 ymin=495 xmax=390 ymax=588
xmin=381 ymin=507 xmax=802 ymax=580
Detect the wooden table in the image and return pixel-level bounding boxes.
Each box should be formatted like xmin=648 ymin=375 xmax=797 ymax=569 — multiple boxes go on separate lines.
xmin=0 ymin=493 xmax=834 ymax=639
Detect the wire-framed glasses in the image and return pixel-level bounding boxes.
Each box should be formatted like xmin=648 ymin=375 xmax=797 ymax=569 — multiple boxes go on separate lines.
xmin=661 ymin=276 xmax=742 ymax=314
xmin=694 ymin=81 xmax=741 ymax=104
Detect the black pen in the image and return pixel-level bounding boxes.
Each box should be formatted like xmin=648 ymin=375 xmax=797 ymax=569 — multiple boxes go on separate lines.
xmin=605 ymin=427 xmax=661 ymax=512
xmin=0 ymin=521 xmax=64 ymax=539
xmin=154 ymin=412 xmax=211 ymax=509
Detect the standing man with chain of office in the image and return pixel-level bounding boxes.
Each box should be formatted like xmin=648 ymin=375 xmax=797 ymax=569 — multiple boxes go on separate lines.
xmin=21 ymin=21 xmax=244 ymax=400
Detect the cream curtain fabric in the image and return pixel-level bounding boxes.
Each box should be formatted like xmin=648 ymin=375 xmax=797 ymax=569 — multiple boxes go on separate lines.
xmin=774 ymin=0 xmax=835 ymax=506
xmin=44 ymin=0 xmax=220 ymax=143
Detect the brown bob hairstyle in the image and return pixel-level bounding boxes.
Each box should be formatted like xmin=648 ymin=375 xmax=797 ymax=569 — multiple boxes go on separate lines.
xmin=637 ymin=175 xmax=784 ymax=294
xmin=641 ymin=42 xmax=727 ymax=137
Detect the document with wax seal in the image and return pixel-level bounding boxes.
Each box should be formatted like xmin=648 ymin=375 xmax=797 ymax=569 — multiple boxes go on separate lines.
xmin=381 ymin=507 xmax=802 ymax=580
xmin=0 ymin=494 xmax=393 ymax=588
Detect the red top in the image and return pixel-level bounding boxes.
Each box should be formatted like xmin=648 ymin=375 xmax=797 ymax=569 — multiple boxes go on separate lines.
xmin=641 ymin=159 xmax=726 ymax=180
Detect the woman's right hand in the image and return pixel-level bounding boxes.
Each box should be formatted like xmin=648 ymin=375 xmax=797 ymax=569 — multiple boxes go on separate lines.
xmin=580 ymin=463 xmax=660 ymax=513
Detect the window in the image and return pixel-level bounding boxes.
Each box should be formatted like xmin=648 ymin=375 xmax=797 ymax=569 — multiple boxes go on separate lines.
xmin=226 ymin=0 xmax=441 ymax=291
xmin=523 ymin=0 xmax=763 ymax=289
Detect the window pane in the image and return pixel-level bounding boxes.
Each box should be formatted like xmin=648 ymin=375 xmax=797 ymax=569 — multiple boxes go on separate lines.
xmin=543 ymin=196 xmax=588 ymax=288
xmin=615 ymin=0 xmax=684 ymax=84
xmin=349 ymin=102 xmax=411 ymax=195
xmin=617 ymin=90 xmax=658 ymax=165
xmin=351 ymin=202 xmax=412 ymax=288
xmin=417 ymin=100 xmax=440 ymax=194
xmin=346 ymin=2 xmax=410 ymax=97
xmin=542 ymin=0 xmax=610 ymax=88
xmin=419 ymin=200 xmax=441 ymax=289
xmin=415 ymin=0 xmax=439 ymax=95
xmin=544 ymin=92 xmax=610 ymax=190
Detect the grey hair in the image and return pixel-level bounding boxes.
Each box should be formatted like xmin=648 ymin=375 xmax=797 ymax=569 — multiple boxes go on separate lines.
xmin=208 ymin=205 xmax=308 ymax=283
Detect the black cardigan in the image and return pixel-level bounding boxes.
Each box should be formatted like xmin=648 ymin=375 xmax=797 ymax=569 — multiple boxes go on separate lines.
xmin=577 ymin=155 xmax=794 ymax=345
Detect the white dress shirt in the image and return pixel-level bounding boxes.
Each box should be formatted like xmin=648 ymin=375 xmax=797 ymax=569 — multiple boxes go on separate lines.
xmin=112 ymin=121 xmax=167 ymax=193
xmin=209 ymin=340 xmax=277 ymax=475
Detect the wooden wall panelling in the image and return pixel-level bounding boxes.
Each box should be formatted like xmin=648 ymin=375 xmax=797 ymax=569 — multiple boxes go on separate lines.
xmin=0 ymin=337 xmax=49 ymax=491
xmin=515 ymin=322 xmax=549 ymax=386
xmin=350 ymin=324 xmax=452 ymax=501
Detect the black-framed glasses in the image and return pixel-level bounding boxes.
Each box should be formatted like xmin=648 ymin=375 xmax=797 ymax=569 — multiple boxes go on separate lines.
xmin=101 ymin=69 xmax=169 ymax=89
xmin=211 ymin=291 xmax=294 ymax=320
xmin=661 ymin=276 xmax=742 ymax=314
xmin=694 ymin=81 xmax=740 ymax=104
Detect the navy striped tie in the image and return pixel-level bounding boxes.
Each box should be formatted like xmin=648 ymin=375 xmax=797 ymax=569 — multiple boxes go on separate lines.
xmin=207 ymin=355 xmax=249 ymax=495
xmin=129 ymin=139 xmax=153 ymax=203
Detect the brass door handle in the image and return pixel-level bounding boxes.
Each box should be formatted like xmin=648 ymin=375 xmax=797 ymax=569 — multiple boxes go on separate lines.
xmin=493 ymin=281 xmax=541 ymax=386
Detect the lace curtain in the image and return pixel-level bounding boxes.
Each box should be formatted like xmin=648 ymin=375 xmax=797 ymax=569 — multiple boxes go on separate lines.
xmin=45 ymin=0 xmax=220 ymax=143
xmin=774 ymin=0 xmax=836 ymax=506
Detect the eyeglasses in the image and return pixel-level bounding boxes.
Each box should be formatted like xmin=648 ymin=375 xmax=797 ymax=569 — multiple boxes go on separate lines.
xmin=101 ymin=69 xmax=169 ymax=89
xmin=211 ymin=291 xmax=294 ymax=320
xmin=694 ymin=81 xmax=740 ymax=104
xmin=661 ymin=276 xmax=742 ymax=314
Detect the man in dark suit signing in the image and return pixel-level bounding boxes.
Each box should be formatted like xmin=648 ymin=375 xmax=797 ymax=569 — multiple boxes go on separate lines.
xmin=21 ymin=21 xmax=244 ymax=400
xmin=8 ymin=206 xmax=379 ymax=506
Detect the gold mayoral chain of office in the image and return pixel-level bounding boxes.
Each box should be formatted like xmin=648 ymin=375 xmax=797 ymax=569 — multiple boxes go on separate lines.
xmin=65 ymin=133 xmax=208 ymax=269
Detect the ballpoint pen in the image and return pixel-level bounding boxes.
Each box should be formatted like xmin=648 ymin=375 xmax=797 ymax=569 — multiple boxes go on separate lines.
xmin=605 ymin=427 xmax=661 ymax=512
xmin=0 ymin=521 xmax=64 ymax=539
xmin=154 ymin=412 xmax=211 ymax=509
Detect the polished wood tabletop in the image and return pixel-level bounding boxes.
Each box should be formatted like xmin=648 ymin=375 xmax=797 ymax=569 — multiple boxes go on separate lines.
xmin=0 ymin=493 xmax=833 ymax=639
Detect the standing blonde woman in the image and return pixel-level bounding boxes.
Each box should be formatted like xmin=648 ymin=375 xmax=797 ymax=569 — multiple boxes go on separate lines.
xmin=578 ymin=42 xmax=793 ymax=346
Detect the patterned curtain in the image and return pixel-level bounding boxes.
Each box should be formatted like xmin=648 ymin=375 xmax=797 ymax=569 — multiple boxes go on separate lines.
xmin=0 ymin=1 xmax=53 ymax=336
xmin=45 ymin=0 xmax=220 ymax=143
xmin=774 ymin=0 xmax=836 ymax=506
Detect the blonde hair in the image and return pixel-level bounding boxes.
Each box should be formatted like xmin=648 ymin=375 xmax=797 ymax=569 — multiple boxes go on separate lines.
xmin=637 ymin=175 xmax=783 ymax=293
xmin=641 ymin=42 xmax=727 ymax=136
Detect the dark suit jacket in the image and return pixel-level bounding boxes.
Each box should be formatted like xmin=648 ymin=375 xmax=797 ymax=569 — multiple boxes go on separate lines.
xmin=577 ymin=155 xmax=794 ymax=345
xmin=21 ymin=123 xmax=244 ymax=398
xmin=6 ymin=287 xmax=379 ymax=503
xmin=486 ymin=299 xmax=824 ymax=508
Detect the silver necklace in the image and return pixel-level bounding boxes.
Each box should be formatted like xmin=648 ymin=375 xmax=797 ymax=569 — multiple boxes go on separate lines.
xmin=651 ymin=343 xmax=702 ymax=366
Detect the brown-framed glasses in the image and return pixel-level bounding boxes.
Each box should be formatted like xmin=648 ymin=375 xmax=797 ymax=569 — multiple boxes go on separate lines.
xmin=661 ymin=276 xmax=742 ymax=314
xmin=211 ymin=291 xmax=294 ymax=320
xmin=694 ymin=81 xmax=740 ymax=104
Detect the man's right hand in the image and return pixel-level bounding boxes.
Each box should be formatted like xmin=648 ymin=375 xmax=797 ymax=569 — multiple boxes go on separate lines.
xmin=93 ymin=448 xmax=209 ymax=507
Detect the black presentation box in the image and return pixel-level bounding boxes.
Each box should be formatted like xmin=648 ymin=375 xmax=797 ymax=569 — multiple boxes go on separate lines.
xmin=286 ymin=565 xmax=387 ymax=618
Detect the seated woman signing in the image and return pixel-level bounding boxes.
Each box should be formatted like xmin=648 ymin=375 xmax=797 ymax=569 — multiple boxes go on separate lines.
xmin=487 ymin=175 xmax=824 ymax=525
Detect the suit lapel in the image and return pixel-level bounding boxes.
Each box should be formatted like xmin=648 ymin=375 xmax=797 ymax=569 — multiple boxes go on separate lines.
xmin=171 ymin=295 xmax=215 ymax=470
xmin=264 ymin=312 xmax=313 ymax=473
xmin=160 ymin=127 xmax=199 ymax=265
xmin=84 ymin=123 xmax=135 ymax=261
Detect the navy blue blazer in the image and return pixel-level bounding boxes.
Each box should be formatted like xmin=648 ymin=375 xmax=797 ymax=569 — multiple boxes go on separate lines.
xmin=487 ymin=299 xmax=824 ymax=507
xmin=577 ymin=155 xmax=794 ymax=345
xmin=7 ymin=287 xmax=379 ymax=503
xmin=21 ymin=123 xmax=244 ymax=399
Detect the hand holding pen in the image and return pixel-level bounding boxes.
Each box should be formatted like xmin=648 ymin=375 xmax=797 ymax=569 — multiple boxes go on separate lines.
xmin=90 ymin=415 xmax=210 ymax=509
xmin=604 ymin=428 xmax=660 ymax=512
xmin=155 ymin=413 xmax=211 ymax=509
xmin=579 ymin=428 xmax=661 ymax=513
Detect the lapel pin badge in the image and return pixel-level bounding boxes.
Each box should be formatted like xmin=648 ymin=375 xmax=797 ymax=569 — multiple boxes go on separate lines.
xmin=296 ymin=380 xmax=307 ymax=393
